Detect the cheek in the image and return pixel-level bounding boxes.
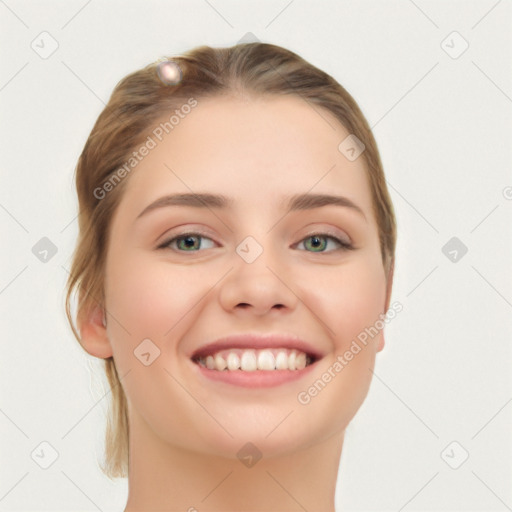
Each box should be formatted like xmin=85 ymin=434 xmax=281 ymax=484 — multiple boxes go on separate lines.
xmin=304 ymin=255 xmax=387 ymax=348
xmin=106 ymin=253 xmax=203 ymax=331
xmin=295 ymin=258 xmax=386 ymax=431
xmin=104 ymin=251 xmax=213 ymax=369
xmin=342 ymin=266 xmax=386 ymax=343
xmin=103 ymin=256 xmax=208 ymax=418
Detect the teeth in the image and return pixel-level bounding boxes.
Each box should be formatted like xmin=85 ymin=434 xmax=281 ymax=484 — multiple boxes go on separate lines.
xmin=288 ymin=351 xmax=296 ymax=370
xmin=257 ymin=350 xmax=275 ymax=370
xmin=241 ymin=350 xmax=257 ymax=371
xmin=275 ymin=351 xmax=288 ymax=370
xmin=214 ymin=353 xmax=227 ymax=371
xmin=295 ymin=352 xmax=306 ymax=370
xmin=227 ymin=352 xmax=240 ymax=370
xmin=196 ymin=348 xmax=314 ymax=371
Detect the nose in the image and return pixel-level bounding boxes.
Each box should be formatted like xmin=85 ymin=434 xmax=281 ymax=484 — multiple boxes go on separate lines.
xmin=218 ymin=242 xmax=299 ymax=317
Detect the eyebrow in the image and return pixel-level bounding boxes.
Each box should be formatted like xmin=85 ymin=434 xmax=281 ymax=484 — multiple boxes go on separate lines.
xmin=136 ymin=192 xmax=366 ymax=220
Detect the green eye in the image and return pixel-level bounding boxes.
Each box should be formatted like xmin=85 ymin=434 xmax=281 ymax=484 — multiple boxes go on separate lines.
xmin=159 ymin=233 xmax=216 ymax=251
xmin=297 ymin=234 xmax=353 ymax=253
xmin=158 ymin=232 xmax=354 ymax=253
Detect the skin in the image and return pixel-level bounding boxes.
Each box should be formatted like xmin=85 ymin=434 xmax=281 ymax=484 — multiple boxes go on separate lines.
xmin=80 ymin=93 xmax=394 ymax=511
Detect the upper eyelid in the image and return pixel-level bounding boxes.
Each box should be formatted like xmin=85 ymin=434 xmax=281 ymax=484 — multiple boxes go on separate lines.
xmin=303 ymin=228 xmax=351 ymax=243
xmin=158 ymin=223 xmax=351 ymax=241
xmin=156 ymin=226 xmax=215 ymax=244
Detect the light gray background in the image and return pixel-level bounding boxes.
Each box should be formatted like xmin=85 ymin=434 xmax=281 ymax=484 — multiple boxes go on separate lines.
xmin=1 ymin=1 xmax=511 ymax=510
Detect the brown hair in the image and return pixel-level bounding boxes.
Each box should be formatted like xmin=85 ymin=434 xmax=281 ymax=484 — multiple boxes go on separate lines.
xmin=65 ymin=42 xmax=397 ymax=479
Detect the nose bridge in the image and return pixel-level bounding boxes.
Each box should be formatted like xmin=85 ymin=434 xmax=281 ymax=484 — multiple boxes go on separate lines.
xmin=231 ymin=203 xmax=282 ymax=267
xmin=235 ymin=234 xmax=269 ymax=266
xmin=218 ymin=231 xmax=297 ymax=313
xmin=234 ymin=232 xmax=285 ymax=285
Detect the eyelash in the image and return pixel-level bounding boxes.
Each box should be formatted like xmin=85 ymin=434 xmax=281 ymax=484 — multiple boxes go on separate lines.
xmin=157 ymin=231 xmax=354 ymax=253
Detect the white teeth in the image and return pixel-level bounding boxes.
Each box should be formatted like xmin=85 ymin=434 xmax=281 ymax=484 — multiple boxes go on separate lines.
xmin=214 ymin=353 xmax=227 ymax=371
xmin=295 ymin=352 xmax=306 ymax=370
xmin=195 ymin=348 xmax=314 ymax=371
xmin=240 ymin=350 xmax=257 ymax=371
xmin=275 ymin=351 xmax=289 ymax=370
xmin=227 ymin=352 xmax=240 ymax=370
xmin=257 ymin=350 xmax=275 ymax=370
xmin=288 ymin=351 xmax=296 ymax=370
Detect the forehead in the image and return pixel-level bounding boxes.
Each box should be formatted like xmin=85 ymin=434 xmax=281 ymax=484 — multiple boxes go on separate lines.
xmin=121 ymin=94 xmax=374 ymax=218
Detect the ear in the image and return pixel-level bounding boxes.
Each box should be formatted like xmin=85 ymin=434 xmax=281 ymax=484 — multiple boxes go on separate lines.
xmin=78 ymin=302 xmax=113 ymax=359
xmin=377 ymin=260 xmax=395 ymax=353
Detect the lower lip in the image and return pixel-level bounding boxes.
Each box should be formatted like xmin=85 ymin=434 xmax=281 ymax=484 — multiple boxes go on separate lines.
xmin=191 ymin=359 xmax=319 ymax=388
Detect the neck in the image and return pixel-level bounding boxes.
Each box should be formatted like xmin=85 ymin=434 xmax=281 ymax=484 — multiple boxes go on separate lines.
xmin=124 ymin=414 xmax=344 ymax=511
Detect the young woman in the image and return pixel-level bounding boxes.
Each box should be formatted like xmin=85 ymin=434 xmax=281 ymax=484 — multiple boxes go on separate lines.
xmin=66 ymin=42 xmax=397 ymax=511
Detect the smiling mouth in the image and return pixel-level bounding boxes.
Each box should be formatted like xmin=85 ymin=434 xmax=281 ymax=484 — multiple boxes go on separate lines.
xmin=192 ymin=347 xmax=318 ymax=372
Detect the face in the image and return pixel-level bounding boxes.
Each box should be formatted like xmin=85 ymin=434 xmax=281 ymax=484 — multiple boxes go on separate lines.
xmin=98 ymin=94 xmax=390 ymax=458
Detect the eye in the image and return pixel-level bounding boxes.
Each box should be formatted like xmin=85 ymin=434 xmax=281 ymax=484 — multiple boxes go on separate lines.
xmin=157 ymin=231 xmax=354 ymax=254
xmin=157 ymin=232 xmax=216 ymax=252
xmin=295 ymin=233 xmax=354 ymax=253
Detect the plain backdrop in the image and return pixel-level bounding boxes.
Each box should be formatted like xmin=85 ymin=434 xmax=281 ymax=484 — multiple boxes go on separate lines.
xmin=1 ymin=1 xmax=511 ymax=510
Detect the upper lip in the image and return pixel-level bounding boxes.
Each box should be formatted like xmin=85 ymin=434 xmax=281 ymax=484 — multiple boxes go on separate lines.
xmin=189 ymin=333 xmax=326 ymax=361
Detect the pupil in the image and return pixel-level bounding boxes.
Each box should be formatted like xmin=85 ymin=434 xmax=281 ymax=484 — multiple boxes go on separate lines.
xmin=182 ymin=236 xmax=198 ymax=249
xmin=307 ymin=235 xmax=326 ymax=252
